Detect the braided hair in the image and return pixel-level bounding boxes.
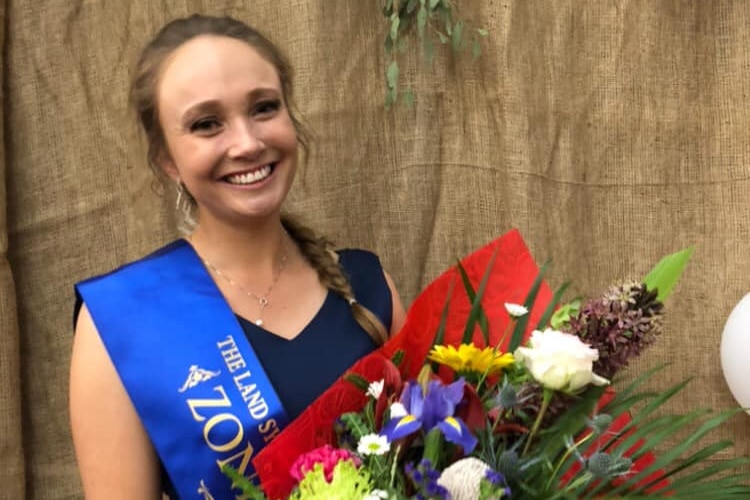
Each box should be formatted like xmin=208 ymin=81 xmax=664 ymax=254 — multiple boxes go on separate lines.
xmin=282 ymin=214 xmax=389 ymax=345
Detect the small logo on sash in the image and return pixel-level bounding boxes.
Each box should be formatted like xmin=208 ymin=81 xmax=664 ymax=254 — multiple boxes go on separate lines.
xmin=178 ymin=365 xmax=221 ymax=393
xmin=197 ymin=480 xmax=215 ymax=499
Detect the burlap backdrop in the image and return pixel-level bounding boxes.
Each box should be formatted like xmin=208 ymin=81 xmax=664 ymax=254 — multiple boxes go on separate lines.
xmin=2 ymin=0 xmax=749 ymax=497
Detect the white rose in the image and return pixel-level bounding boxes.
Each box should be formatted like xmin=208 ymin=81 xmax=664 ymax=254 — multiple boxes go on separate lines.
xmin=514 ymin=328 xmax=609 ymax=393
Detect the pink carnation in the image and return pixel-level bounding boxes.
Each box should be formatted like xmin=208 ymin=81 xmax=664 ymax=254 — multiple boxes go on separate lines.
xmin=289 ymin=445 xmax=361 ymax=483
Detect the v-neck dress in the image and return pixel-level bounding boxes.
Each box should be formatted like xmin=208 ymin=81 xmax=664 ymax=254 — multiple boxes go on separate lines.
xmin=236 ymin=248 xmax=393 ymax=420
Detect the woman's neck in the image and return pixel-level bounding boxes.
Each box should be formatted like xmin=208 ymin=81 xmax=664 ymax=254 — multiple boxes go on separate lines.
xmin=186 ymin=214 xmax=290 ymax=277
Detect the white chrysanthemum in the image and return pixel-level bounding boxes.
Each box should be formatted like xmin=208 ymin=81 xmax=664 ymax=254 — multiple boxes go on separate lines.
xmin=504 ymin=302 xmax=529 ymax=318
xmin=388 ymin=402 xmax=408 ymax=418
xmin=363 ymin=489 xmax=389 ymax=500
xmin=357 ymin=433 xmax=391 ymax=456
xmin=366 ymin=379 xmax=384 ymax=399
xmin=437 ymin=457 xmax=492 ymax=500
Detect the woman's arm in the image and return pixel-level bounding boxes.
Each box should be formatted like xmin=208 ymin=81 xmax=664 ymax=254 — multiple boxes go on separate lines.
xmin=384 ymin=271 xmax=407 ymax=337
xmin=69 ymin=304 xmax=162 ymax=499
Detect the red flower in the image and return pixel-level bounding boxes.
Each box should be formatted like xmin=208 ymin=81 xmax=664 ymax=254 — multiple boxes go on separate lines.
xmin=289 ymin=445 xmax=360 ymax=483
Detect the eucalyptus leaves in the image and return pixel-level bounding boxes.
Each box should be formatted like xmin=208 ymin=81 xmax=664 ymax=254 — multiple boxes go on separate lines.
xmin=382 ymin=0 xmax=488 ymax=107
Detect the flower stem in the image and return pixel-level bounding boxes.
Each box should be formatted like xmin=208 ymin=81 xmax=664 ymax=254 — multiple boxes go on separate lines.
xmin=475 ymin=321 xmax=516 ymax=394
xmin=423 ymin=428 xmax=444 ymax=468
xmin=545 ymin=433 xmax=593 ymax=491
xmin=522 ymin=388 xmax=552 ymax=456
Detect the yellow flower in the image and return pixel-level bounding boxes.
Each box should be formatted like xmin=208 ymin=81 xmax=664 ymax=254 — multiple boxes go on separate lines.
xmin=428 ymin=344 xmax=515 ymax=376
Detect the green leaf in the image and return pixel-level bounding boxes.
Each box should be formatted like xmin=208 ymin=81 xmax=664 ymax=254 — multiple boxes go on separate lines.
xmin=423 ymin=35 xmax=435 ymax=65
xmin=390 ymin=13 xmax=400 ymax=42
xmin=429 ymin=0 xmax=441 ymax=10
xmin=344 ymin=372 xmax=370 ymax=391
xmin=478 ymin=28 xmax=489 ymax=37
xmin=443 ymin=10 xmax=452 ymax=35
xmin=386 ymin=60 xmax=399 ymax=89
xmin=456 ymin=253 xmax=496 ymax=346
xmin=406 ymin=0 xmax=418 ymax=13
xmin=472 ymin=38 xmax=481 ymax=59
xmin=536 ymin=281 xmax=570 ymax=330
xmin=550 ymin=297 xmax=581 ymax=329
xmin=417 ymin=5 xmax=427 ymax=38
xmin=430 ymin=283 xmax=454 ymax=372
xmin=222 ymin=465 xmax=267 ymax=498
xmin=642 ymin=246 xmax=693 ymax=302
xmin=508 ymin=261 xmax=549 ymax=352
xmin=437 ymin=31 xmax=448 ymax=44
xmin=451 ymin=20 xmax=463 ymax=51
xmin=383 ymin=0 xmax=395 ymax=16
xmin=391 ymin=349 xmax=405 ymax=366
xmin=339 ymin=411 xmax=371 ymax=439
xmin=607 ymin=410 xmax=740 ymax=496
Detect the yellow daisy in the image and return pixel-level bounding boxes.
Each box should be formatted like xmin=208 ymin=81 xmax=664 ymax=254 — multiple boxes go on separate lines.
xmin=428 ymin=344 xmax=515 ymax=376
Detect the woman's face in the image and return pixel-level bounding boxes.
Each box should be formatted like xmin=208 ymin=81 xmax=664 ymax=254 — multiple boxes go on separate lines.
xmin=156 ymin=35 xmax=298 ymax=227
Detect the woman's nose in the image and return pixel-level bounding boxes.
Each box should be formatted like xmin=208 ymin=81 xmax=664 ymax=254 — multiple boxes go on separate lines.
xmin=227 ymin=119 xmax=265 ymax=159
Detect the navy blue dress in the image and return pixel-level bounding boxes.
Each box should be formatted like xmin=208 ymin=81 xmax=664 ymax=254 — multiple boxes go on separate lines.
xmin=237 ymin=249 xmax=392 ymax=420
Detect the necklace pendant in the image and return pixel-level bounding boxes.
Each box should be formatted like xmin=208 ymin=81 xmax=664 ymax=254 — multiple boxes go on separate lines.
xmin=255 ymin=319 xmax=263 ymax=327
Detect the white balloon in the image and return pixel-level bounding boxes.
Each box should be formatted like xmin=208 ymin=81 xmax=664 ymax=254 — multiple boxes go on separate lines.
xmin=720 ymin=292 xmax=750 ymax=414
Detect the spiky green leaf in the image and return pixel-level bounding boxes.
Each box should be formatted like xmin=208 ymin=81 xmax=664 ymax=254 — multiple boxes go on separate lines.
xmin=508 ymin=261 xmax=549 ymax=352
xmin=456 ymin=259 xmax=491 ymax=345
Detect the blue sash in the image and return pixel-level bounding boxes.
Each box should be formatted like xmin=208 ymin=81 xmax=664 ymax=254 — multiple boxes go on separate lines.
xmin=76 ymin=239 xmax=289 ymax=499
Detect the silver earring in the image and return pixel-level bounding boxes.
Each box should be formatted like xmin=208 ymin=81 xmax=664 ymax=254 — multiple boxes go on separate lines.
xmin=175 ymin=181 xmax=186 ymax=210
xmin=175 ymin=181 xmax=196 ymax=231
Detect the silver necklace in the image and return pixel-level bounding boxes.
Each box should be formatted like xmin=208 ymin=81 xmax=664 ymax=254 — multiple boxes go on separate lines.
xmin=193 ymin=237 xmax=288 ymax=327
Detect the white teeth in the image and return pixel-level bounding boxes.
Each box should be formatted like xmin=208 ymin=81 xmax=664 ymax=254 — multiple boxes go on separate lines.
xmin=226 ymin=165 xmax=273 ymax=185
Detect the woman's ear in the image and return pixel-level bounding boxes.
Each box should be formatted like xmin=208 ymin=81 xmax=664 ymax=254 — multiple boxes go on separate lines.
xmin=156 ymin=150 xmax=180 ymax=182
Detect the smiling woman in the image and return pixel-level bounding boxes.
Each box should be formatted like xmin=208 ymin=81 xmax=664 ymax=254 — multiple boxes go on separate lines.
xmin=157 ymin=35 xmax=299 ymax=228
xmin=68 ymin=14 xmax=406 ymax=500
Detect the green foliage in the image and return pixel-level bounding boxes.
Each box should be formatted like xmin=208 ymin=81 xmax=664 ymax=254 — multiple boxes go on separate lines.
xmin=381 ymin=0 xmax=489 ymax=107
xmin=643 ymin=246 xmax=694 ymax=302
xmin=508 ymin=261 xmax=550 ymax=352
xmin=221 ymin=465 xmax=268 ymax=500
xmin=344 ymin=372 xmax=371 ymax=391
xmin=456 ymin=250 xmax=497 ymax=346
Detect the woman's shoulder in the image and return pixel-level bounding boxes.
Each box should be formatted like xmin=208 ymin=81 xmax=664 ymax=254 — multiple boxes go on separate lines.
xmin=73 ymin=239 xmax=188 ymax=325
xmin=77 ymin=239 xmax=188 ymax=286
xmin=335 ymin=248 xmax=384 ymax=273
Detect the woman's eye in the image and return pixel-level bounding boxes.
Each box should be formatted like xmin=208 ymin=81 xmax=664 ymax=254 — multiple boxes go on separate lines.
xmin=189 ymin=118 xmax=221 ymax=133
xmin=254 ymin=100 xmax=281 ymax=116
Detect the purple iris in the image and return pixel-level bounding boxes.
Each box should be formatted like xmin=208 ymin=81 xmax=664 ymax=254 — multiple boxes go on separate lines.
xmin=380 ymin=378 xmax=477 ymax=453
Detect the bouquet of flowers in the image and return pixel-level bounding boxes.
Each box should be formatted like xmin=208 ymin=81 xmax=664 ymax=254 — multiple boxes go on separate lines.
xmin=227 ymin=230 xmax=750 ymax=499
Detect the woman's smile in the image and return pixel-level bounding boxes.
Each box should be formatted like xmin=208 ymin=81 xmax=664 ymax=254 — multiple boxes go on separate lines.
xmin=223 ymin=163 xmax=276 ymax=186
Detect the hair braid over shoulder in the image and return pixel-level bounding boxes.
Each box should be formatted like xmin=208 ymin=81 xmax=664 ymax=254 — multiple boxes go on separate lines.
xmin=281 ymin=214 xmax=389 ymax=345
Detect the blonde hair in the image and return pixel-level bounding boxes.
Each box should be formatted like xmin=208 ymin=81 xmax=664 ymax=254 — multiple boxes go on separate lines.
xmin=131 ymin=15 xmax=388 ymax=345
xmin=282 ymin=214 xmax=389 ymax=345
